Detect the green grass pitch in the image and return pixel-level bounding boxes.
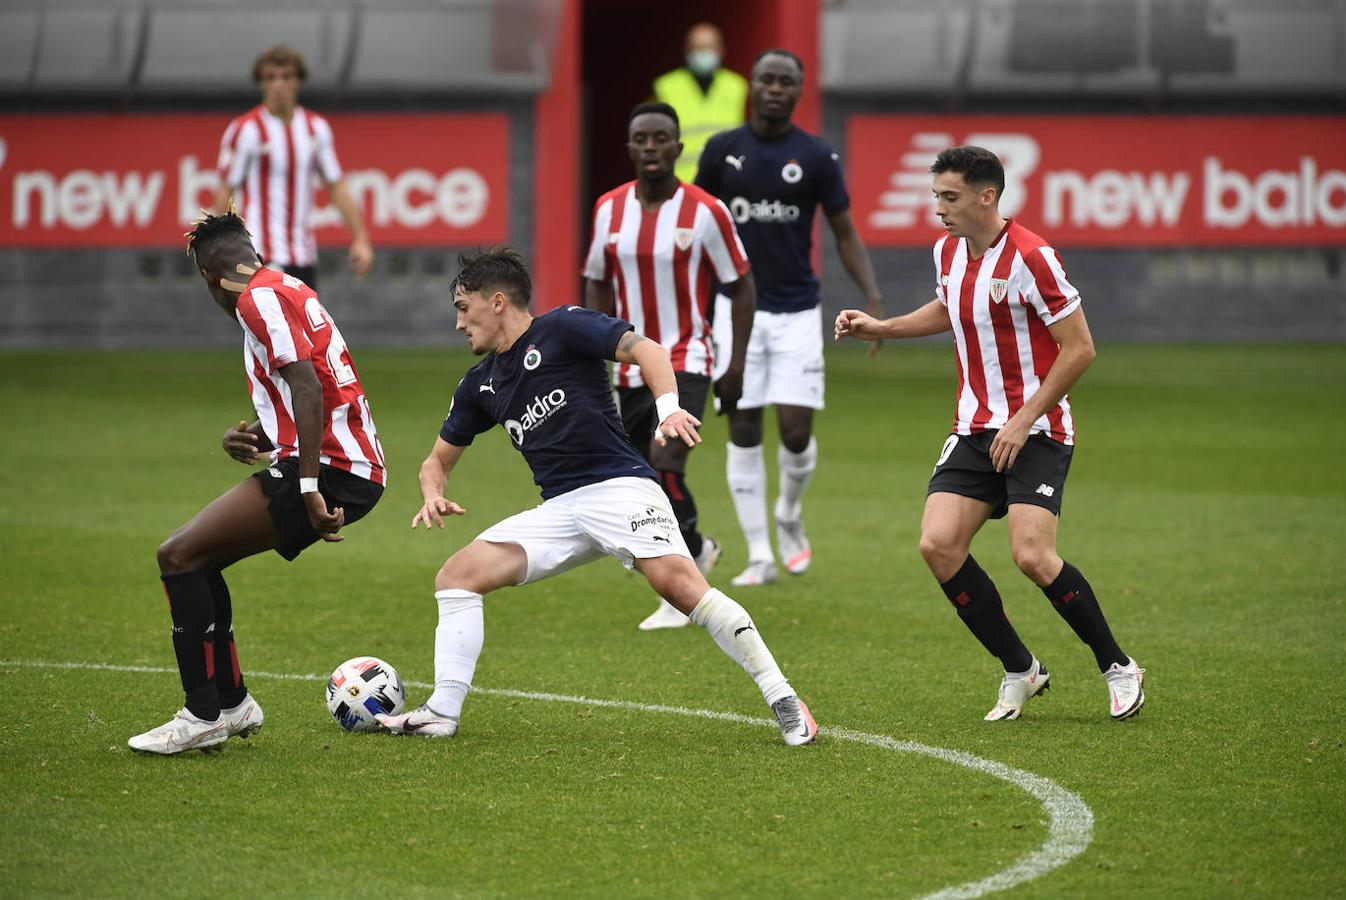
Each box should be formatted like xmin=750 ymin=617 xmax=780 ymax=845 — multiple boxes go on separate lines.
xmin=1 ymin=342 xmax=1343 ymax=897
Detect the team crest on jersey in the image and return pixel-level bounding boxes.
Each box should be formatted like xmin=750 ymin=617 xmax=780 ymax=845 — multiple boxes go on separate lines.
xmin=781 ymin=160 xmax=803 ymax=184
xmin=674 ymin=228 xmax=694 ymax=251
xmin=989 ymin=278 xmax=1010 ymax=304
xmin=523 ymin=345 xmax=543 ymax=370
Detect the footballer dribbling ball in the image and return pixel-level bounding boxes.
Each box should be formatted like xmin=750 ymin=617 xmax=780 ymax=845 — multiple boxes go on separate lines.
xmin=326 ymin=656 xmax=406 ymax=732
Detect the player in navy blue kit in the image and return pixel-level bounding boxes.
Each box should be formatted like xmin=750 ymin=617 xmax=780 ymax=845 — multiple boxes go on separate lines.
xmin=697 ymin=49 xmax=885 ymax=586
xmin=378 ymin=248 xmax=817 ymax=746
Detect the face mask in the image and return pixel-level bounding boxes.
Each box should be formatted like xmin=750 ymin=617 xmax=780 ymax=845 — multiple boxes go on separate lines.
xmin=687 ymin=49 xmax=721 ymax=77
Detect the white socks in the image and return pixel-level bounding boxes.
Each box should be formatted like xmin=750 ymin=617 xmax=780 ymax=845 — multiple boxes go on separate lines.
xmin=775 ymin=437 xmax=817 ymax=522
xmin=726 ymin=442 xmax=772 ymax=562
xmin=689 ymin=588 xmax=793 ymax=707
xmin=428 ymin=589 xmax=484 ymax=718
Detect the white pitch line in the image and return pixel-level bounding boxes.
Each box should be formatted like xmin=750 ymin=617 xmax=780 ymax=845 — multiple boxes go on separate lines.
xmin=2 ymin=659 xmax=1092 ymax=898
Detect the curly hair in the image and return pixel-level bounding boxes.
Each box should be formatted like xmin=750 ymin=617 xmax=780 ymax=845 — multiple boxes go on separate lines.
xmin=451 ymin=247 xmax=532 ymax=309
xmin=185 ymin=210 xmax=256 ymax=263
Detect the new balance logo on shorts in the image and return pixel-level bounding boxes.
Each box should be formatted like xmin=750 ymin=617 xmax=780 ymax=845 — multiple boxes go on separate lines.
xmin=1036 ymin=484 xmax=1056 ymax=497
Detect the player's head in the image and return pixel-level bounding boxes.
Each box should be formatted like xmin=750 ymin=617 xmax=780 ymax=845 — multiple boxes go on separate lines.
xmin=751 ymin=49 xmax=804 ymax=125
xmin=930 ymin=146 xmax=1005 ymax=237
xmin=627 ymin=102 xmax=682 ymax=182
xmin=186 ymin=210 xmax=260 ymax=282
xmin=253 ymin=45 xmax=306 ymax=109
xmin=685 ymin=23 xmax=725 ymax=77
xmin=451 ymin=247 xmax=532 ymax=354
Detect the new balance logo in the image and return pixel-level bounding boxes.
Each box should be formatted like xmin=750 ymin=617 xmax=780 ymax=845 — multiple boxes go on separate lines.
xmin=1035 ymin=483 xmax=1056 ymax=497
xmin=726 ymin=154 xmax=745 ymax=171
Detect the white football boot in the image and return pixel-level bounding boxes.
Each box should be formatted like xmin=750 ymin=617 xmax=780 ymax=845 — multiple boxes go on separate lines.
xmin=638 ymin=599 xmax=691 ymax=631
xmin=984 ymin=658 xmax=1052 ymax=721
xmin=775 ymin=517 xmax=812 ymax=575
xmin=693 ymin=535 xmax=722 ymax=575
xmin=731 ymin=559 xmax=778 ymax=587
xmin=1103 ymin=658 xmax=1146 ymax=720
xmin=222 ymin=694 xmax=265 ymax=739
xmin=128 ymin=708 xmax=229 ymax=755
xmin=771 ymin=695 xmax=818 ymax=746
xmin=377 ymin=704 xmax=459 ymax=738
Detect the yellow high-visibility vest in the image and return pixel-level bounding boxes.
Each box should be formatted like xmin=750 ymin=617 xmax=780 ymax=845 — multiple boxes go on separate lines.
xmin=653 ymin=66 xmax=749 ymax=182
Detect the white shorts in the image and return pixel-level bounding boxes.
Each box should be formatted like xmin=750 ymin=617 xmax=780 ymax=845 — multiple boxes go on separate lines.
xmin=475 ymin=477 xmax=691 ymax=585
xmin=711 ymin=294 xmax=825 ymax=410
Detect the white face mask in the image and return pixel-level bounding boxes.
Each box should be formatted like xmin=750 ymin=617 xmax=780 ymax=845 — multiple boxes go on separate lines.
xmin=686 ymin=49 xmax=721 ymax=77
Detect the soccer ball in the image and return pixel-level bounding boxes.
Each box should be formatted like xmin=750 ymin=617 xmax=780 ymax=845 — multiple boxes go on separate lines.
xmin=326 ymin=656 xmax=406 ymax=732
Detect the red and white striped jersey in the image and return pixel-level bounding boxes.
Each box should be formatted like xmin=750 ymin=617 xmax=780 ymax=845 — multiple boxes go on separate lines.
xmin=934 ymin=220 xmax=1081 ymax=445
xmin=217 ymin=105 xmax=343 ymax=268
xmin=583 ymin=181 xmax=750 ymax=388
xmin=235 ymin=268 xmax=386 ymax=485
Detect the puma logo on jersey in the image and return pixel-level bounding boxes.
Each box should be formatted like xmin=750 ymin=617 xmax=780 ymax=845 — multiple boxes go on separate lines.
xmin=726 ymin=154 xmax=746 ymax=171
xmin=479 ymin=381 xmax=496 ymax=394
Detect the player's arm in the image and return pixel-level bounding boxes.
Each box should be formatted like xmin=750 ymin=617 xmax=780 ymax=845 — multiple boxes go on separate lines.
xmin=221 ymin=419 xmax=275 ymax=465
xmin=613 ymin=331 xmax=701 ymax=448
xmin=327 ymin=179 xmax=375 ymax=278
xmin=835 ymin=297 xmax=950 ymax=342
xmin=826 ymin=209 xmax=885 ymax=356
xmin=584 ymin=278 xmax=617 ymax=317
xmin=412 ymin=437 xmax=469 ymax=528
xmin=211 ymin=185 xmax=234 ymax=216
xmin=989 ymin=307 xmax=1096 ymax=472
xmin=278 ymin=360 xmax=345 ymax=541
xmin=715 ymin=269 xmax=756 ymax=415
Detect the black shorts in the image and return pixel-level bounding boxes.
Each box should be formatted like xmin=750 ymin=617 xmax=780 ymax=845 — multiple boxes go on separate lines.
xmin=926 ymin=431 xmax=1073 ymax=519
xmin=282 ymin=265 xmax=317 ymax=290
xmin=615 ymin=372 xmax=711 ymax=460
xmin=252 ymin=459 xmax=383 ymax=560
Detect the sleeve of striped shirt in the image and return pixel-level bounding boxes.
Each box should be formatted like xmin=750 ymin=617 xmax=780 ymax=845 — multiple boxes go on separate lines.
xmin=236 ymin=287 xmax=312 ymax=371
xmin=699 ymin=200 xmax=751 ymax=282
xmin=311 ymin=115 xmax=344 ymax=184
xmin=218 ymin=117 xmax=255 ymax=189
xmin=1021 ymin=246 xmax=1081 ymax=325
xmin=933 ymin=238 xmax=948 ymax=306
xmin=582 ymin=198 xmax=612 ymax=281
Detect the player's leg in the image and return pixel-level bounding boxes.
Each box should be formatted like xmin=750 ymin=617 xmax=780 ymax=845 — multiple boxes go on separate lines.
xmin=721 ymin=305 xmax=775 ymax=584
xmin=768 ymin=307 xmax=825 ymax=575
xmin=130 ymin=478 xmax=280 ymax=754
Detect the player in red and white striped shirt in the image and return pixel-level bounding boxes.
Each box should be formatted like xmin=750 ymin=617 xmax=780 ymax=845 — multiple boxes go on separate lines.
xmin=212 ymin=45 xmax=373 ymax=288
xmin=835 ymin=146 xmax=1145 ymax=723
xmin=584 ymin=102 xmax=756 ymax=631
xmin=128 ymin=211 xmax=386 ymax=756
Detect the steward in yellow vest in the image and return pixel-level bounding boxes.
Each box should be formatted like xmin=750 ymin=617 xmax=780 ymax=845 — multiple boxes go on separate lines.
xmin=653 ymin=23 xmax=748 ymax=182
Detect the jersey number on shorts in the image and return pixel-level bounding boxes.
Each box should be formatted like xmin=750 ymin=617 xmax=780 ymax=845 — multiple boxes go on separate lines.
xmin=304 ymin=297 xmax=358 ymax=387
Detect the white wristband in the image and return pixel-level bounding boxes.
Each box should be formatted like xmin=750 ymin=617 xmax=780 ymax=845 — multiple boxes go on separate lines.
xmin=299 ymin=477 xmax=319 ymax=494
xmin=655 ymin=392 xmax=681 ymax=425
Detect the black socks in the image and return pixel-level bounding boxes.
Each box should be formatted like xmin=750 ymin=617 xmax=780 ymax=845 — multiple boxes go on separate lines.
xmin=1042 ymin=561 xmax=1128 ymax=671
xmin=658 ymin=469 xmax=703 ymax=557
xmin=940 ymin=556 xmax=1034 ymax=673
xmin=206 ymin=571 xmax=248 ymax=709
xmin=161 ymin=571 xmax=220 ymax=721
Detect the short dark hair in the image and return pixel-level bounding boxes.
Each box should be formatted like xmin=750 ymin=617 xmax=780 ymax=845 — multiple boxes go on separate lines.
xmin=252 ymin=45 xmax=308 ymax=82
xmin=629 ymin=101 xmax=680 ymax=136
xmin=930 ymin=146 xmax=1005 ymax=196
xmin=185 ymin=211 xmax=256 ymax=263
xmin=453 ymin=247 xmax=532 ymax=309
xmin=753 ymin=48 xmax=804 ymax=75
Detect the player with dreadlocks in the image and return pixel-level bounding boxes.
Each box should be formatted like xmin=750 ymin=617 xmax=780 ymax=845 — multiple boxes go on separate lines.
xmin=127 ymin=211 xmax=387 ymax=755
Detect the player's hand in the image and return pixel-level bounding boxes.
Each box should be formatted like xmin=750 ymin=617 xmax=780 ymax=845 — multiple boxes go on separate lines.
xmin=834 ymin=309 xmax=882 ymax=342
xmin=655 ymin=409 xmax=702 ymax=448
xmin=713 ymin=365 xmax=744 ymax=416
xmin=222 ymin=420 xmax=261 ymax=464
xmin=989 ymin=415 xmax=1032 ymax=472
xmin=303 ymin=491 xmax=345 ymax=542
xmin=864 ymin=299 xmax=885 ymax=357
xmin=349 ymin=237 xmax=374 ymax=278
xmin=412 ymin=497 xmax=466 ymax=529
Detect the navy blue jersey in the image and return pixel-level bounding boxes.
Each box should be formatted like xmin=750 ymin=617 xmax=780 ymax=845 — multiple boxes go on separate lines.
xmin=695 ymin=124 xmax=849 ymax=313
xmin=439 ymin=306 xmax=656 ymax=499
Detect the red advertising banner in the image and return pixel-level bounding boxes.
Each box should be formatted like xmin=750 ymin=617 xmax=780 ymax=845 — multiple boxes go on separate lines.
xmin=0 ymin=112 xmax=509 ymax=247
xmin=847 ymin=115 xmax=1346 ymax=247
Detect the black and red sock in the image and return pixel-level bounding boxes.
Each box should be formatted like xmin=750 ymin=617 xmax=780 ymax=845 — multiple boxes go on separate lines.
xmin=1042 ymin=561 xmax=1128 ymax=671
xmin=658 ymin=469 xmax=703 ymax=557
xmin=160 ymin=571 xmax=220 ymax=720
xmin=206 ymin=571 xmax=248 ymax=709
xmin=940 ymin=555 xmax=1034 ymax=672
